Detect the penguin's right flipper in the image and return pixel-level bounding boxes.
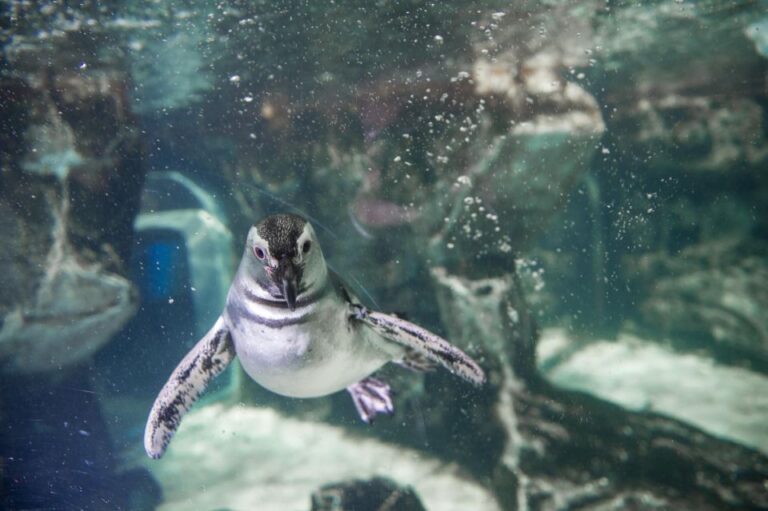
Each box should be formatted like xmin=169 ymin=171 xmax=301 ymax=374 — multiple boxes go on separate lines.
xmin=144 ymin=316 xmax=235 ymax=459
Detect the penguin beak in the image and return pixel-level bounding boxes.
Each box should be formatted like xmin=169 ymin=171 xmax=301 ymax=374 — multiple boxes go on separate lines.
xmin=278 ymin=258 xmax=299 ymax=311
xmin=282 ymin=277 xmax=297 ymax=311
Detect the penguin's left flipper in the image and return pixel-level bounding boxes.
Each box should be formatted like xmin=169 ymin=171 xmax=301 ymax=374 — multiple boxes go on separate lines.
xmin=395 ymin=348 xmax=437 ymax=373
xmin=144 ymin=316 xmax=235 ymax=459
xmin=351 ymin=305 xmax=486 ymax=386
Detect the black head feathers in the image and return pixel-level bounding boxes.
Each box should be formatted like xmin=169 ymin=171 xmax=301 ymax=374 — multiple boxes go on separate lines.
xmin=255 ymin=214 xmax=307 ymax=259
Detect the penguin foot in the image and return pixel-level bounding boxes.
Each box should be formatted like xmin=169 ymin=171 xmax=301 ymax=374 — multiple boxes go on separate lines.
xmin=347 ymin=377 xmax=394 ymax=424
xmin=350 ymin=303 xmax=369 ymax=321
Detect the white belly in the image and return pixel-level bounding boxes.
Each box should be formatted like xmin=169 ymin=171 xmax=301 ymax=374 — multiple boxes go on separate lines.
xmin=226 ymin=299 xmax=392 ymax=398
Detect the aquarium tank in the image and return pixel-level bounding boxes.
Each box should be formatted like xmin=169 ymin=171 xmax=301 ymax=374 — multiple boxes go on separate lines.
xmin=1 ymin=1 xmax=767 ymax=510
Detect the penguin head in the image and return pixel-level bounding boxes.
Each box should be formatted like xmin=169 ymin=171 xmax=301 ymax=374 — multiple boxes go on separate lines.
xmin=244 ymin=213 xmax=326 ymax=310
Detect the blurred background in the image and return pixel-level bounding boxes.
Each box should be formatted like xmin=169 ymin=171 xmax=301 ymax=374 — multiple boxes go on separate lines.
xmin=1 ymin=1 xmax=767 ymax=510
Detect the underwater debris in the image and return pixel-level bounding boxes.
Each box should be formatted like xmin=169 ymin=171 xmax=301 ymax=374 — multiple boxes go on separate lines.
xmin=311 ymin=476 xmax=426 ymax=511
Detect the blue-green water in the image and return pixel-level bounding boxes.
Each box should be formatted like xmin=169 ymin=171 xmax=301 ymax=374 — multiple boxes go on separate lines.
xmin=2 ymin=1 xmax=768 ymax=510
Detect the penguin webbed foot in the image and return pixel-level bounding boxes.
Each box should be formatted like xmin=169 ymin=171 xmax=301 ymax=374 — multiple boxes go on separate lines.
xmin=350 ymin=303 xmax=369 ymax=321
xmin=347 ymin=377 xmax=394 ymax=424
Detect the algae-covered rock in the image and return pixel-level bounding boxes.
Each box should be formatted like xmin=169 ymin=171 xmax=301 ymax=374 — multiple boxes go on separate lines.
xmin=627 ymin=240 xmax=768 ymax=370
xmin=1 ymin=7 xmax=145 ymax=373
xmin=546 ymin=0 xmax=768 ymax=338
xmin=430 ymin=267 xmax=768 ymax=511
xmin=0 ymin=12 xmax=157 ymax=509
xmin=539 ymin=328 xmax=768 ymax=454
xmin=202 ymin=2 xmax=607 ymax=348
xmin=594 ymin=0 xmax=767 ymax=158
xmin=143 ymin=404 xmax=500 ymax=511
xmin=610 ymin=95 xmax=768 ymax=173
xmin=311 ymin=477 xmax=426 ymax=511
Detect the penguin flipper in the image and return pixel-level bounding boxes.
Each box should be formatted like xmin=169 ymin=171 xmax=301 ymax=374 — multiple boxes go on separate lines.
xmin=144 ymin=316 xmax=235 ymax=459
xmin=351 ymin=304 xmax=486 ymax=386
xmin=394 ymin=348 xmax=438 ymax=373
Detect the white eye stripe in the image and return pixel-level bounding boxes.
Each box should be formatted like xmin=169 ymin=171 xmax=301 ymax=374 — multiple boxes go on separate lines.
xmin=296 ymin=228 xmax=314 ymax=257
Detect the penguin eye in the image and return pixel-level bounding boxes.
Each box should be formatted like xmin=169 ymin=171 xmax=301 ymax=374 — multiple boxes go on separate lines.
xmin=302 ymin=240 xmax=311 ymax=254
xmin=254 ymin=246 xmax=266 ymax=260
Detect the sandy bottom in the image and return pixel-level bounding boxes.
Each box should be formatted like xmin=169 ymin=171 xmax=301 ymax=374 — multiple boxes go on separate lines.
xmin=539 ymin=328 xmax=768 ymax=453
xmin=144 ymin=403 xmax=500 ymax=511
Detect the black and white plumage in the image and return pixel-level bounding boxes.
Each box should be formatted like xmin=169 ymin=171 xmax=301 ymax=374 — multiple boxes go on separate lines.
xmin=144 ymin=213 xmax=485 ymax=459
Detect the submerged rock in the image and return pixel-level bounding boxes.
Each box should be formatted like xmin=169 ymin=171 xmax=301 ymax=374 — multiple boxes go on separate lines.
xmin=611 ymin=95 xmax=768 ymax=173
xmin=539 ymin=328 xmax=768 ymax=454
xmin=627 ymin=240 xmax=768 ymax=371
xmin=0 ymin=49 xmax=146 ymax=373
xmin=0 ymin=68 xmax=144 ymax=373
xmin=1 ymin=1 xmax=152 ymax=375
xmin=310 ymin=476 xmax=426 ymax=511
xmin=201 ymin=1 xmax=607 ymax=268
xmin=429 ymin=267 xmax=768 ymax=511
xmin=577 ymin=0 xmax=768 ymax=337
xmin=0 ymin=14 xmax=151 ymax=509
xmin=143 ymin=404 xmax=499 ymax=511
xmin=598 ymin=2 xmax=768 ymax=171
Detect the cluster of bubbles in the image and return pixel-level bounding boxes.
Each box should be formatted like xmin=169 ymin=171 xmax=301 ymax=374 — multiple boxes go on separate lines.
xmin=515 ymin=257 xmax=545 ymax=292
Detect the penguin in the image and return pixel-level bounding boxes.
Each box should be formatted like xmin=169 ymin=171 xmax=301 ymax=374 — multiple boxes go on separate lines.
xmin=144 ymin=213 xmax=485 ymax=459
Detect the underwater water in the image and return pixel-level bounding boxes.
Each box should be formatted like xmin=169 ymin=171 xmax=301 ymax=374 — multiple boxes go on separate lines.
xmin=2 ymin=1 xmax=768 ymax=510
